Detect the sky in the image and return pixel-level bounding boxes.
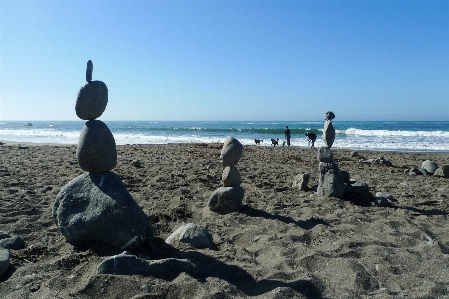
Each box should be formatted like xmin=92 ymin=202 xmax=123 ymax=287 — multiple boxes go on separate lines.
xmin=0 ymin=0 xmax=448 ymax=122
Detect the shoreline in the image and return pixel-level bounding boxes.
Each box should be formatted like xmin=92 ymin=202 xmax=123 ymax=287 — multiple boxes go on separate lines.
xmin=1 ymin=139 xmax=449 ymax=154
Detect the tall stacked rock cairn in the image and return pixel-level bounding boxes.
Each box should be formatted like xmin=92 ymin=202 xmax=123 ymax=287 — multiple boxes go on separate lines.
xmin=208 ymin=136 xmax=244 ymax=214
xmin=52 ymin=60 xmax=154 ymax=251
xmin=316 ymin=111 xmax=346 ymax=198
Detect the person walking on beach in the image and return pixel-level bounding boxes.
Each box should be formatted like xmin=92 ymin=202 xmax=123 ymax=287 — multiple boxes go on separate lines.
xmin=284 ymin=126 xmax=291 ymax=147
xmin=305 ymin=132 xmax=317 ymax=149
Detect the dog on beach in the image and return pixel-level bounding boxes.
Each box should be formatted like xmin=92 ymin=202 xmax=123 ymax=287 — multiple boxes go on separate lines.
xmin=254 ymin=138 xmax=263 ymax=145
xmin=271 ymin=138 xmax=279 ymax=147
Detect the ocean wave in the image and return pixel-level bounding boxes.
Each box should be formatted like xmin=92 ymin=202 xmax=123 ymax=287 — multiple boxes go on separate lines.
xmin=344 ymin=128 xmax=449 ymax=138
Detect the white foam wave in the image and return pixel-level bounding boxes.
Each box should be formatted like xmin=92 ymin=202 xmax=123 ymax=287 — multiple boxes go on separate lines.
xmin=344 ymin=128 xmax=449 ymax=138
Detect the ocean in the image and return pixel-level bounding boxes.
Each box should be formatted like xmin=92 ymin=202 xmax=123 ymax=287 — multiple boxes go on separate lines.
xmin=0 ymin=120 xmax=448 ymax=152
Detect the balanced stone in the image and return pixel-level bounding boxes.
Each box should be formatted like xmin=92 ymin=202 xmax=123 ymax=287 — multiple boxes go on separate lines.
xmin=317 ymin=146 xmax=334 ymax=162
xmin=208 ymin=186 xmax=244 ymax=214
xmin=77 ymin=120 xmax=117 ymax=172
xmin=52 ymin=171 xmax=154 ymax=250
xmin=220 ymin=136 xmax=243 ymax=167
xmin=75 ymin=81 xmax=108 ymax=120
xmin=317 ymin=162 xmax=345 ymax=198
xmin=323 ymin=111 xmax=336 ymax=148
xmin=222 ymin=166 xmax=241 ymax=187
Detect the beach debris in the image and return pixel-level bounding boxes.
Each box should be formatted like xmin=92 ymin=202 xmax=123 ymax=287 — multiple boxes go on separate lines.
xmin=131 ymin=159 xmax=144 ymax=168
xmin=165 ymin=223 xmax=213 ymax=249
xmin=375 ymin=192 xmax=393 ymax=200
xmin=371 ymin=157 xmax=392 ymax=166
xmin=421 ymin=160 xmax=438 ymax=174
xmin=292 ymin=173 xmax=310 ymax=191
xmin=434 ymin=165 xmax=449 ymax=178
xmin=52 ymin=172 xmax=154 ymax=250
xmin=374 ymin=197 xmax=390 ymax=207
xmin=208 ymin=136 xmax=244 ymax=214
xmin=0 ymin=248 xmax=10 ymax=279
xmin=52 ymin=60 xmax=154 ymax=251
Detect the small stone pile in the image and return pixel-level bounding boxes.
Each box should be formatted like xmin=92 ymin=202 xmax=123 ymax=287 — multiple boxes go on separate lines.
xmin=208 ymin=136 xmax=244 ymax=214
xmin=317 ymin=111 xmax=346 ymax=198
xmin=52 ymin=61 xmax=154 ymax=251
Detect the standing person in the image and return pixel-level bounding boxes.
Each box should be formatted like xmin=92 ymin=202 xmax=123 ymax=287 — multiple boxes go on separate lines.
xmin=305 ymin=132 xmax=317 ymax=149
xmin=284 ymin=126 xmax=291 ymax=147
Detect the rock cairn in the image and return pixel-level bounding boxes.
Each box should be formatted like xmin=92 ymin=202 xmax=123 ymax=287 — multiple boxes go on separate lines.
xmin=52 ymin=61 xmax=154 ymax=250
xmin=208 ymin=136 xmax=244 ymax=214
xmin=317 ymin=111 xmax=345 ymax=198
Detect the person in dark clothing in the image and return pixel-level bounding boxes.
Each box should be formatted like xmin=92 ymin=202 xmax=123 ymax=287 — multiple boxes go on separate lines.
xmin=305 ymin=132 xmax=317 ymax=149
xmin=284 ymin=126 xmax=291 ymax=147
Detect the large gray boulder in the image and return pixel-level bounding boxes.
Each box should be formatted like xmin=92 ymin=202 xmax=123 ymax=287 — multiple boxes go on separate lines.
xmin=165 ymin=223 xmax=213 ymax=249
xmin=317 ymin=162 xmax=345 ymax=198
xmin=52 ymin=171 xmax=154 ymax=250
xmin=422 ymin=160 xmax=439 ymax=174
xmin=75 ymin=81 xmax=108 ymax=120
xmin=77 ymin=120 xmax=117 ymax=172
xmin=435 ymin=165 xmax=449 ymax=178
xmin=220 ymin=136 xmax=243 ymax=167
xmin=0 ymin=248 xmax=9 ymax=279
xmin=208 ymin=186 xmax=244 ymax=214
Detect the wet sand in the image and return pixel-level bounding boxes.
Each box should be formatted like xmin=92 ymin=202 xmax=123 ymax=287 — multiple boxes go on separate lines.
xmin=0 ymin=143 xmax=449 ymax=298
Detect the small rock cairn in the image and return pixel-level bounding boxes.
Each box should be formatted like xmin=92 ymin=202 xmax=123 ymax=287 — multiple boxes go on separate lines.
xmin=208 ymin=136 xmax=244 ymax=214
xmin=317 ymin=111 xmax=345 ymax=198
xmin=52 ymin=61 xmax=154 ymax=251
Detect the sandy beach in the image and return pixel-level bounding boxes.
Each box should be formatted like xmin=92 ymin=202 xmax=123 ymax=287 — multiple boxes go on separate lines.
xmin=1 ymin=142 xmax=449 ymax=298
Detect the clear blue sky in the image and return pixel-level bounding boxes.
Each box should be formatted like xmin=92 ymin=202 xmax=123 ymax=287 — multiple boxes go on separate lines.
xmin=1 ymin=0 xmax=448 ymax=121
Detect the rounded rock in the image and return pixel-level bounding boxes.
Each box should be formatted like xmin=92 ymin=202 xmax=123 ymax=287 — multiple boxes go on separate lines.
xmin=317 ymin=146 xmax=334 ymax=162
xmin=75 ymin=81 xmax=108 ymax=120
xmin=220 ymin=136 xmax=243 ymax=167
xmin=422 ymin=160 xmax=438 ymax=174
xmin=222 ymin=166 xmax=241 ymax=187
xmin=77 ymin=120 xmax=117 ymax=172
xmin=208 ymin=186 xmax=244 ymax=214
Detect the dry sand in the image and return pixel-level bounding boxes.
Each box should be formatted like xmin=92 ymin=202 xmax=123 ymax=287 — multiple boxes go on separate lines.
xmin=0 ymin=143 xmax=449 ymax=299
